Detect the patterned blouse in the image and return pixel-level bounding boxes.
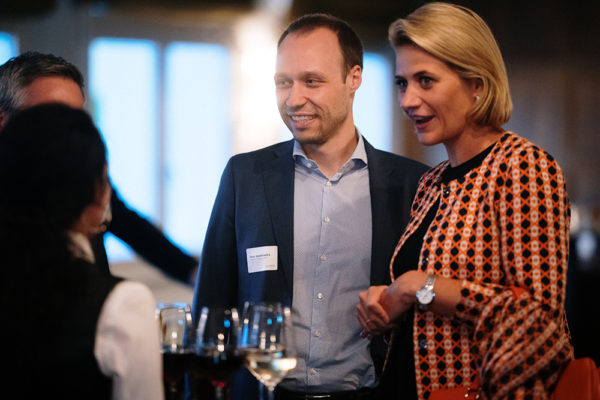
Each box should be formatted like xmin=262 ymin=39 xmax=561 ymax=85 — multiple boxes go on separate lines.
xmin=388 ymin=132 xmax=573 ymax=399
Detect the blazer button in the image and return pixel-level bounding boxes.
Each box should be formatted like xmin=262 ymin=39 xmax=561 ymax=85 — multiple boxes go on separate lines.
xmin=418 ymin=339 xmax=428 ymax=349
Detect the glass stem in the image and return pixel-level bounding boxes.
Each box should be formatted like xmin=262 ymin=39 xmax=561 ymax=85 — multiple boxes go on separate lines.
xmin=214 ymin=385 xmax=224 ymax=400
xmin=259 ymin=383 xmax=275 ymax=400
xmin=257 ymin=382 xmax=268 ymax=400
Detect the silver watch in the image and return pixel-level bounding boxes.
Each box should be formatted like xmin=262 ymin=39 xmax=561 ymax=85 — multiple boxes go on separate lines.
xmin=416 ymin=274 xmax=436 ymax=311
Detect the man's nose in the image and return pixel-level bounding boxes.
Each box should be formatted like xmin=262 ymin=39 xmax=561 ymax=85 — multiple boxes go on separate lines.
xmin=285 ymin=82 xmax=306 ymax=108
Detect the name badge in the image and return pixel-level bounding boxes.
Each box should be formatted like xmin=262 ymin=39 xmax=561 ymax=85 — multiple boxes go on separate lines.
xmin=246 ymin=246 xmax=278 ymax=273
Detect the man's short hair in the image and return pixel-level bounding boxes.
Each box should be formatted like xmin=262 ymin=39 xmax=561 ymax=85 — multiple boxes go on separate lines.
xmin=0 ymin=51 xmax=85 ymax=117
xmin=278 ymin=13 xmax=363 ymax=78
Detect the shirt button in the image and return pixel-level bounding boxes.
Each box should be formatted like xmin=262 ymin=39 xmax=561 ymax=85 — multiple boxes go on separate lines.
xmin=323 ymin=216 xmax=330 ymax=223
xmin=317 ymin=293 xmax=323 ymax=299
xmin=326 ymin=181 xmax=332 ymax=187
xmin=314 ymin=330 xmax=321 ymax=337
xmin=310 ymin=368 xmax=317 ymax=375
xmin=418 ymin=339 xmax=428 ymax=349
xmin=443 ymin=187 xmax=450 ymax=196
xmin=320 ymin=254 xmax=326 ymax=261
xmin=306 ymin=162 xmax=313 ymax=168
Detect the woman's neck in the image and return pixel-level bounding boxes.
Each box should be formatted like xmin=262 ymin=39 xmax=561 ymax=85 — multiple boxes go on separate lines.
xmin=444 ymin=125 xmax=503 ymax=167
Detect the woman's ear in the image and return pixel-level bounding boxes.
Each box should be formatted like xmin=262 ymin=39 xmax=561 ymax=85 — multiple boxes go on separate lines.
xmin=472 ymin=77 xmax=484 ymax=97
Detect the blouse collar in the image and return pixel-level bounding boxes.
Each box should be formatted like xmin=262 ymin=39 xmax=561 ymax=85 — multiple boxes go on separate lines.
xmin=68 ymin=231 xmax=95 ymax=263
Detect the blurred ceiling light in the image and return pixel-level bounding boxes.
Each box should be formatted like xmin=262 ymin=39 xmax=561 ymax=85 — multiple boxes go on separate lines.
xmin=231 ymin=0 xmax=291 ymax=154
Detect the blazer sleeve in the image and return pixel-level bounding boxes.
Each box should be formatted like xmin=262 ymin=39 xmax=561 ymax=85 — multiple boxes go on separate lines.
xmin=192 ymin=159 xmax=239 ymax=321
xmin=108 ymin=186 xmax=198 ymax=283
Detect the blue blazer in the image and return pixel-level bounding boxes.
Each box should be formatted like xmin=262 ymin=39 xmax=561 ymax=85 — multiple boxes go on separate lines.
xmin=193 ymin=138 xmax=427 ymax=313
xmin=191 ymin=137 xmax=428 ymax=397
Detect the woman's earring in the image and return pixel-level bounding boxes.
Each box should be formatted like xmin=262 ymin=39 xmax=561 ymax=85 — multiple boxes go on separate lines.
xmin=89 ymin=203 xmax=111 ymax=235
xmin=475 ymin=95 xmax=481 ymax=102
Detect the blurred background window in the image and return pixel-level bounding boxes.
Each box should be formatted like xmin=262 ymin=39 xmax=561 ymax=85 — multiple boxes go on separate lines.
xmin=354 ymin=53 xmax=393 ymax=152
xmin=89 ymin=38 xmax=231 ymax=262
xmin=163 ymin=42 xmax=230 ymax=255
xmin=0 ymin=32 xmax=17 ymax=64
xmin=89 ymin=38 xmax=160 ymax=262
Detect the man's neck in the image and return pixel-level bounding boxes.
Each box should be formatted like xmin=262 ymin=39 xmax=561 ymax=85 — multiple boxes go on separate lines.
xmin=301 ymin=127 xmax=358 ymax=179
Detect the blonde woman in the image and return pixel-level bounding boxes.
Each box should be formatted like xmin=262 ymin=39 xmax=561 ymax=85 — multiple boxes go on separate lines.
xmin=357 ymin=3 xmax=572 ymax=399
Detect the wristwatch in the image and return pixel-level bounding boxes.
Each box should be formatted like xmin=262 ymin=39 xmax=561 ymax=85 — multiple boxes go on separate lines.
xmin=416 ymin=274 xmax=436 ymax=311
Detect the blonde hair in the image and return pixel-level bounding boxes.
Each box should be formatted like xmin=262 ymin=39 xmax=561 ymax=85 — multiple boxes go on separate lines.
xmin=388 ymin=2 xmax=512 ymax=130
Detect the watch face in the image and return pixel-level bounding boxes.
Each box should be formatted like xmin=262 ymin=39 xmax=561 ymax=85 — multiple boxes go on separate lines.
xmin=416 ymin=287 xmax=434 ymax=305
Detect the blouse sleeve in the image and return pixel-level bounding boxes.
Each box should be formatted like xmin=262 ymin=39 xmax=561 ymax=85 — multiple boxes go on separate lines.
xmin=94 ymin=281 xmax=164 ymax=400
xmin=454 ymin=144 xmax=573 ymax=398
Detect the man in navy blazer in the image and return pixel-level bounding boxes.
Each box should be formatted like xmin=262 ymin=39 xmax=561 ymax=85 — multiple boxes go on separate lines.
xmin=193 ymin=14 xmax=428 ymax=400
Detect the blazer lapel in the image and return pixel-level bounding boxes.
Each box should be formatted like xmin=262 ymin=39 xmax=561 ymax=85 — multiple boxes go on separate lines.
xmin=261 ymin=140 xmax=295 ymax=305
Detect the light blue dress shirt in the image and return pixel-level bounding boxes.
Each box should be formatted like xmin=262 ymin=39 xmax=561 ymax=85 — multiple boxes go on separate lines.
xmin=283 ymin=133 xmax=376 ymax=392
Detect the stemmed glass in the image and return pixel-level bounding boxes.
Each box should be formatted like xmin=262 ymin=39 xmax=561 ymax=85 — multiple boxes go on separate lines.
xmin=239 ymin=302 xmax=297 ymax=400
xmin=156 ymin=302 xmax=194 ymax=400
xmin=190 ymin=307 xmax=245 ymax=400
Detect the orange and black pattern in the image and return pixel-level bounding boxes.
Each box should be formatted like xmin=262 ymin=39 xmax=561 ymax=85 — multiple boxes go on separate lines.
xmin=388 ymin=132 xmax=573 ymax=399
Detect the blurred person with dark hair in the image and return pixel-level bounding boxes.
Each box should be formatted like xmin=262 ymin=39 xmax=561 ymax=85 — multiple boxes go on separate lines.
xmin=358 ymin=3 xmax=573 ymax=399
xmin=0 ymin=104 xmax=163 ymax=399
xmin=0 ymin=51 xmax=199 ymax=284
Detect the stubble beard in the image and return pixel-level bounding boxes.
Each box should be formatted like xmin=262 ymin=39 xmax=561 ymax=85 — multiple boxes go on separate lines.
xmin=289 ymin=111 xmax=347 ymax=147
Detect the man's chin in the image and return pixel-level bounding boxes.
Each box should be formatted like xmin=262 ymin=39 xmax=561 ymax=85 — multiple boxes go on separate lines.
xmin=294 ymin=137 xmax=327 ymax=147
xmin=291 ymin=130 xmax=327 ymax=146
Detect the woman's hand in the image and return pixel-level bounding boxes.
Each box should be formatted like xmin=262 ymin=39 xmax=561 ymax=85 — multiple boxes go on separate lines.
xmin=357 ymin=271 xmax=425 ymax=338
xmin=357 ymin=285 xmax=391 ymax=338
xmin=358 ymin=270 xmax=462 ymax=339
xmin=381 ymin=270 xmax=431 ymax=319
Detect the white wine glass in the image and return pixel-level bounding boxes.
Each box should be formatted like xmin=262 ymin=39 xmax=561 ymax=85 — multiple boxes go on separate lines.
xmin=156 ymin=302 xmax=194 ymax=400
xmin=240 ymin=302 xmax=297 ymax=400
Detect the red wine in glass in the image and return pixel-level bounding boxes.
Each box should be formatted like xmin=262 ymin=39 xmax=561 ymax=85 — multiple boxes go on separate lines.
xmin=162 ymin=351 xmax=193 ymax=400
xmin=193 ymin=307 xmax=242 ymax=400
xmin=190 ymin=346 xmax=244 ymax=398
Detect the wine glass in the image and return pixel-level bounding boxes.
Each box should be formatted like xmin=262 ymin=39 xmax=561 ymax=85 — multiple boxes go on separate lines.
xmin=191 ymin=307 xmax=245 ymax=400
xmin=156 ymin=302 xmax=194 ymax=400
xmin=239 ymin=302 xmax=297 ymax=400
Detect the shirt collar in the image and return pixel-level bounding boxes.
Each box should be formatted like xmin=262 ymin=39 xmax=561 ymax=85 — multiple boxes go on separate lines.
xmin=292 ymin=129 xmax=368 ymax=167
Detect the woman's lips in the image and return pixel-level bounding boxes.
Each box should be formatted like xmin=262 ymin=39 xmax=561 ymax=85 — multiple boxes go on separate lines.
xmin=413 ymin=115 xmax=433 ymax=131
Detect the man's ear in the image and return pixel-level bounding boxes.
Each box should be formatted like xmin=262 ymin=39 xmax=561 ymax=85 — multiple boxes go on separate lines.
xmin=347 ymin=65 xmax=362 ymax=94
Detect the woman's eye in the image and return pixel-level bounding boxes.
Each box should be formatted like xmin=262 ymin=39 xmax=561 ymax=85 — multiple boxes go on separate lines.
xmin=420 ymin=76 xmax=433 ymax=87
xmin=394 ymin=78 xmax=407 ymax=90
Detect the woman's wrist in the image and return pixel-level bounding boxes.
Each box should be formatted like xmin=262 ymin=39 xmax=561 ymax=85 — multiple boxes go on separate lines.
xmin=382 ymin=270 xmax=427 ymax=320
